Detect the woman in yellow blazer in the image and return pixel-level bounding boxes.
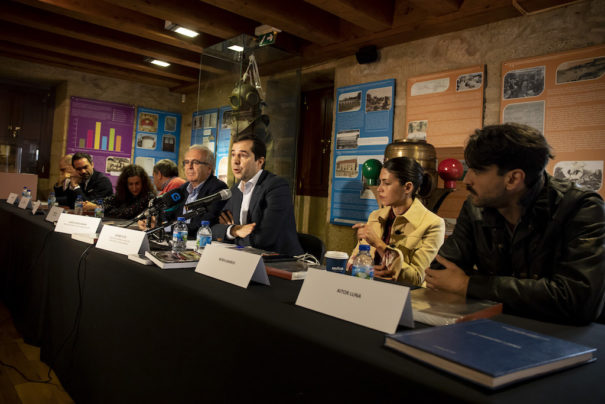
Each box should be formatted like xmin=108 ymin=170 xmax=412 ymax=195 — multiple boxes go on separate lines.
xmin=350 ymin=157 xmax=445 ymax=286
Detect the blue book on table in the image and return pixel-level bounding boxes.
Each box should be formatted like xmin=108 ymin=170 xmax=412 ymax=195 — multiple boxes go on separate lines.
xmin=384 ymin=319 xmax=596 ymax=389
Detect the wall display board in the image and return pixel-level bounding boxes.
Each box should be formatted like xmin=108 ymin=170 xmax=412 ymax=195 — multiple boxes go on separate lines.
xmin=191 ymin=108 xmax=218 ymax=152
xmin=133 ymin=107 xmax=181 ymax=177
xmin=215 ymin=106 xmax=233 ymax=184
xmin=501 ymin=45 xmax=605 ymax=198
xmin=406 ymin=65 xmax=485 ymax=147
xmin=66 ymin=96 xmax=135 ymax=187
xmin=330 ymin=79 xmax=394 ymax=225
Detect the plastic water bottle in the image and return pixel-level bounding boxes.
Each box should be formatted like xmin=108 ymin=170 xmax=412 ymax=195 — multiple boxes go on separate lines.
xmin=94 ymin=199 xmax=104 ymax=218
xmin=196 ymin=220 xmax=212 ymax=252
xmin=25 ymin=188 xmax=31 ymax=199
xmin=74 ymin=195 xmax=84 ymax=215
xmin=351 ymin=244 xmax=374 ymax=280
xmin=172 ymin=217 xmax=188 ymax=252
xmin=21 ymin=186 xmax=27 ymax=200
xmin=48 ymin=191 xmax=56 ymax=207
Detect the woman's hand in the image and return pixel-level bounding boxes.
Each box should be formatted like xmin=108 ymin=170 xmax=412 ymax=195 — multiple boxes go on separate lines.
xmin=374 ymin=263 xmax=395 ymax=280
xmin=352 ymin=223 xmax=381 ymax=247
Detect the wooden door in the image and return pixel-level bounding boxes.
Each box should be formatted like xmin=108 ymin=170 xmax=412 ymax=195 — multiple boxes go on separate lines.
xmin=296 ymin=87 xmax=333 ymax=197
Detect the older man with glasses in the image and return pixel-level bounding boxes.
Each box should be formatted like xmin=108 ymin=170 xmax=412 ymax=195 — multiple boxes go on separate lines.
xmin=141 ymin=145 xmax=227 ymax=236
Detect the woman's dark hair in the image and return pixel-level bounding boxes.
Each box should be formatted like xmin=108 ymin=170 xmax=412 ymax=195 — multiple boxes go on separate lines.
xmin=464 ymin=123 xmax=553 ymax=186
xmin=115 ymin=164 xmax=155 ymax=202
xmin=382 ymin=157 xmax=424 ymax=198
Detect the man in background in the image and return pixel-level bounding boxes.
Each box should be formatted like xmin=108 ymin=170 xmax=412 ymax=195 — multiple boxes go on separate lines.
xmin=152 ymin=159 xmax=185 ymax=195
xmin=53 ymin=154 xmax=79 ymax=207
xmin=212 ymin=134 xmax=303 ymax=256
xmin=66 ymin=152 xmax=113 ymax=208
xmin=141 ymin=145 xmax=227 ymax=236
xmin=425 ymin=123 xmax=605 ymax=324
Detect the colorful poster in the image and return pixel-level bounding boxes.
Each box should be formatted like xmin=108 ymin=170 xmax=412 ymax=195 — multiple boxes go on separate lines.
xmin=133 ymin=107 xmax=181 ymax=177
xmin=215 ymin=106 xmax=233 ymax=184
xmin=66 ymin=96 xmax=135 ymax=187
xmin=406 ymin=65 xmax=485 ymax=147
xmin=501 ymin=45 xmax=605 ymax=198
xmin=191 ymin=108 xmax=218 ymax=154
xmin=330 ymin=79 xmax=395 ymax=225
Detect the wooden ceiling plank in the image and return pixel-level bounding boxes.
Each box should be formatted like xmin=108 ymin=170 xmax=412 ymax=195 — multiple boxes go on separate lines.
xmin=304 ymin=0 xmax=394 ymax=32
xmin=10 ymin=0 xmax=212 ymax=53
xmin=102 ymin=0 xmax=257 ymax=39
xmin=408 ymin=0 xmax=464 ymax=16
xmin=0 ymin=43 xmax=182 ymax=87
xmin=1 ymin=2 xmax=202 ymax=69
xmin=0 ymin=24 xmax=198 ymax=82
xmin=200 ymin=0 xmax=342 ymax=44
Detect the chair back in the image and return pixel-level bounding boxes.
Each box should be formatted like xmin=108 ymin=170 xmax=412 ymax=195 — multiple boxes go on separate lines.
xmin=297 ymin=232 xmax=326 ymax=262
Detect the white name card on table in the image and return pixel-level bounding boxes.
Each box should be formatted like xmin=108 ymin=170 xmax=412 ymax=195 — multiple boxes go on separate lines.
xmin=6 ymin=193 xmax=18 ymax=204
xmin=55 ymin=213 xmax=101 ymax=235
xmin=31 ymin=200 xmax=41 ymax=214
xmin=96 ymin=225 xmax=149 ymax=256
xmin=46 ymin=206 xmax=64 ymax=223
xmin=18 ymin=196 xmax=31 ymax=209
xmin=296 ymin=268 xmax=414 ymax=334
xmin=195 ymin=243 xmax=270 ymax=288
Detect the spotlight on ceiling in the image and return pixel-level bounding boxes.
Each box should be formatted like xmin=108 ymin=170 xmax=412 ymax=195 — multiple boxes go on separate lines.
xmin=148 ymin=59 xmax=170 ymax=67
xmin=164 ymin=20 xmax=199 ymax=38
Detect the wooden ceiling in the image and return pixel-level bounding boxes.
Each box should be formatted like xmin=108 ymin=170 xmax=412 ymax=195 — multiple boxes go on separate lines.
xmin=0 ymin=0 xmax=579 ymax=93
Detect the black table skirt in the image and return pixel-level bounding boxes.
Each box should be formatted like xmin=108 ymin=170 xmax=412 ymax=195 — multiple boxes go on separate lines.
xmin=2 ymin=202 xmax=605 ymax=404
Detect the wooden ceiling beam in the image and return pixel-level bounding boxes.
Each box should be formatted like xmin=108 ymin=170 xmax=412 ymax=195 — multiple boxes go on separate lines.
xmin=101 ymin=0 xmax=257 ymax=40
xmin=200 ymin=0 xmax=344 ymax=44
xmin=408 ymin=0 xmax=464 ymax=16
xmin=10 ymin=0 xmax=216 ymax=53
xmin=304 ymin=0 xmax=394 ymax=32
xmin=1 ymin=2 xmax=202 ymax=70
xmin=0 ymin=42 xmax=182 ymax=87
xmin=0 ymin=24 xmax=199 ymax=82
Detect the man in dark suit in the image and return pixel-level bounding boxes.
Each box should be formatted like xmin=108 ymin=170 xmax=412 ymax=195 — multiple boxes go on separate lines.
xmin=155 ymin=145 xmax=227 ymax=236
xmin=212 ymin=134 xmax=303 ymax=256
xmin=67 ymin=152 xmax=113 ymax=209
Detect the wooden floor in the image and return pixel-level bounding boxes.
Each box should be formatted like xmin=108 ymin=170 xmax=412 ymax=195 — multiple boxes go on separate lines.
xmin=0 ymin=302 xmax=73 ymax=404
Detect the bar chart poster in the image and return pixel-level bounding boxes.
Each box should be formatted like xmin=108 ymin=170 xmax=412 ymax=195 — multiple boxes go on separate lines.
xmin=133 ymin=107 xmax=181 ymax=177
xmin=191 ymin=108 xmax=218 ymax=154
xmin=330 ymin=79 xmax=395 ymax=225
xmin=66 ymin=96 xmax=135 ymax=187
xmin=215 ymin=106 xmax=233 ymax=184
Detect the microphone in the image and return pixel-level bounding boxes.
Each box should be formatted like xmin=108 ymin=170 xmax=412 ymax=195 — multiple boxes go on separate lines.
xmin=184 ymin=189 xmax=231 ymax=211
xmin=133 ymin=188 xmax=186 ymax=221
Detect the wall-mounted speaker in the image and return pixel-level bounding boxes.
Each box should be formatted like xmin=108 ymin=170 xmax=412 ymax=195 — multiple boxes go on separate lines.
xmin=355 ymin=45 xmax=378 ymax=64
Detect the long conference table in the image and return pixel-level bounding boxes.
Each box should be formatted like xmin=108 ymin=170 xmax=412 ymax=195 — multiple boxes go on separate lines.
xmin=2 ymin=202 xmax=605 ymax=403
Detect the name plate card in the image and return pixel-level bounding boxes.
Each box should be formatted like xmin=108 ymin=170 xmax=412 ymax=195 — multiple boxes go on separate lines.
xmin=195 ymin=243 xmax=270 ymax=288
xmin=18 ymin=196 xmax=31 ymax=209
xmin=46 ymin=206 xmax=64 ymax=223
xmin=296 ymin=268 xmax=413 ymax=334
xmin=96 ymin=225 xmax=149 ymax=256
xmin=31 ymin=200 xmax=41 ymax=214
xmin=55 ymin=213 xmax=101 ymax=235
xmin=6 ymin=193 xmax=18 ymax=204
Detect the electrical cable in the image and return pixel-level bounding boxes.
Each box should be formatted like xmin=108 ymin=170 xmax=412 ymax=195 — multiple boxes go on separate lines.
xmin=45 ymin=244 xmax=93 ymax=381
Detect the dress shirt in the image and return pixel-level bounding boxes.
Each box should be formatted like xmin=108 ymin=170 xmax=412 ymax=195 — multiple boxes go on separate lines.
xmin=226 ymin=169 xmax=263 ymax=239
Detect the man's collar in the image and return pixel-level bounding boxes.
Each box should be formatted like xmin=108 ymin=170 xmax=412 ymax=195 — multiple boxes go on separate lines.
xmin=187 ymin=178 xmax=208 ymax=193
xmin=239 ymin=169 xmax=263 ymax=192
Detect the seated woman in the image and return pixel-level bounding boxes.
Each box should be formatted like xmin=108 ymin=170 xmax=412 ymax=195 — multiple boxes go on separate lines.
xmin=86 ymin=165 xmax=156 ymax=219
xmin=350 ymin=157 xmax=445 ymax=286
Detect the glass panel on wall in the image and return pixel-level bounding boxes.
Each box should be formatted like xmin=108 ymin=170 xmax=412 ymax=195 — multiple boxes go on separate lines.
xmin=194 ymin=34 xmax=301 ymax=191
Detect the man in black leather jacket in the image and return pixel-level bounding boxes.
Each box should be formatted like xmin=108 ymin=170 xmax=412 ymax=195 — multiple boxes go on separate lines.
xmin=425 ymin=123 xmax=605 ymax=324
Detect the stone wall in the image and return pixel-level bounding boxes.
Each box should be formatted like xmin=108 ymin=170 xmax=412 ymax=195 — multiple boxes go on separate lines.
xmin=310 ymin=0 xmax=605 ymax=255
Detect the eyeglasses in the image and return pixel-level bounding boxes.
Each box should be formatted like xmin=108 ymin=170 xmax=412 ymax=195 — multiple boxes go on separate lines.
xmin=182 ymin=159 xmax=209 ymax=167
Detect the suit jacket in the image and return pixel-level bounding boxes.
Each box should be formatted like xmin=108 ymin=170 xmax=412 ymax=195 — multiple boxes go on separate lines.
xmin=212 ymin=170 xmax=303 ymax=256
xmin=165 ymin=175 xmax=228 ymax=236
xmin=66 ymin=170 xmax=113 ymax=207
